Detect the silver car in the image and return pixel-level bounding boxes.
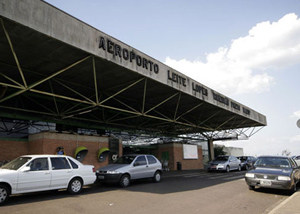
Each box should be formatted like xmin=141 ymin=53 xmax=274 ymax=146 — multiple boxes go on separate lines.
xmin=96 ymin=154 xmax=162 ymax=187
xmin=207 ymin=155 xmax=241 ymax=172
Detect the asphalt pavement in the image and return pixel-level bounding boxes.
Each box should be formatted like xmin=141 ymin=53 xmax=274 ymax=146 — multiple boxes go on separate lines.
xmin=166 ymin=169 xmax=300 ymax=214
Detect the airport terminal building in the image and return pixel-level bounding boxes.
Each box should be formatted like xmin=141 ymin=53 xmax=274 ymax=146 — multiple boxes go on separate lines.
xmin=0 ymin=0 xmax=266 ymax=170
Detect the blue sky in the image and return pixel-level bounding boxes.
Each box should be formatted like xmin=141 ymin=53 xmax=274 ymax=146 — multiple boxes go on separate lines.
xmin=45 ymin=0 xmax=300 ymax=156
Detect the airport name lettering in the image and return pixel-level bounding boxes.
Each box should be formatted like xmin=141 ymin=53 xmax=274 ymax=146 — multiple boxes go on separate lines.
xmin=212 ymin=91 xmax=229 ymax=105
xmin=192 ymin=83 xmax=208 ymax=96
xmin=231 ymin=102 xmax=240 ymax=111
xmin=212 ymin=90 xmax=250 ymax=115
xmin=99 ymin=37 xmax=159 ymax=73
xmin=168 ymin=70 xmax=186 ymax=86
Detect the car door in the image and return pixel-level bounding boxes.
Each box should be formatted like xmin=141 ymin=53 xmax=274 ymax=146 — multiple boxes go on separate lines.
xmin=17 ymin=157 xmax=51 ymax=192
xmin=145 ymin=155 xmax=159 ymax=177
xmin=50 ymin=157 xmax=73 ymax=188
xmin=229 ymin=156 xmax=238 ymax=170
xmin=130 ymin=155 xmax=148 ymax=179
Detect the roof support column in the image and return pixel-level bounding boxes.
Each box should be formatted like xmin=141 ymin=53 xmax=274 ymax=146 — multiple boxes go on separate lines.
xmin=207 ymin=138 xmax=214 ymax=161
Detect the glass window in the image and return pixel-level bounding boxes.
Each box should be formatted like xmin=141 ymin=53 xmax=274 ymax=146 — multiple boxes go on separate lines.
xmin=214 ymin=156 xmax=228 ymax=161
xmin=290 ymin=158 xmax=297 ymax=167
xmin=1 ymin=157 xmax=31 ymax=170
xmin=134 ymin=156 xmax=147 ymax=166
xmin=115 ymin=155 xmax=136 ymax=164
xmin=51 ymin=157 xmax=71 ymax=170
xmin=28 ymin=158 xmax=48 ymax=171
xmin=68 ymin=158 xmax=79 ymax=169
xmin=147 ymin=155 xmax=157 ymax=164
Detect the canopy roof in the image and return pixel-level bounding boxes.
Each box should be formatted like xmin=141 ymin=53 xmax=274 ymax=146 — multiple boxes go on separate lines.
xmin=0 ymin=0 xmax=266 ymax=141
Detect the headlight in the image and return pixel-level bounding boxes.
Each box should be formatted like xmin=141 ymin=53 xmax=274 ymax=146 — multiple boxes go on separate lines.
xmin=218 ymin=164 xmax=225 ymax=167
xmin=278 ymin=176 xmax=291 ymax=181
xmin=106 ymin=170 xmax=120 ymax=174
xmin=245 ymin=173 xmax=255 ymax=178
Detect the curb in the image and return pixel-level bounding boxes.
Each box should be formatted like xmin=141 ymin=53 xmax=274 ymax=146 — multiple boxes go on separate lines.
xmin=267 ymin=191 xmax=299 ymax=214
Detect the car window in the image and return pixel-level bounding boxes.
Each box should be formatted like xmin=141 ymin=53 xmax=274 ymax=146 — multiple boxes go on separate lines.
xmin=255 ymin=157 xmax=291 ymax=168
xmin=147 ymin=155 xmax=157 ymax=164
xmin=214 ymin=156 xmax=228 ymax=161
xmin=51 ymin=157 xmax=71 ymax=170
xmin=115 ymin=155 xmax=136 ymax=164
xmin=28 ymin=158 xmax=48 ymax=171
xmin=134 ymin=156 xmax=147 ymax=166
xmin=238 ymin=156 xmax=247 ymax=161
xmin=1 ymin=157 xmax=31 ymax=170
xmin=290 ymin=158 xmax=297 ymax=167
xmin=68 ymin=158 xmax=79 ymax=169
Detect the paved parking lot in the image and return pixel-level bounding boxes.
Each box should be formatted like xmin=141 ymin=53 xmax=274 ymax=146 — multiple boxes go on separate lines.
xmin=1 ymin=170 xmax=290 ymax=214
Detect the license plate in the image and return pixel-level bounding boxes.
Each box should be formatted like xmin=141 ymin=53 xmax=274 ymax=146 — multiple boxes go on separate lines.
xmin=212 ymin=166 xmax=216 ymax=169
xmin=98 ymin=175 xmax=105 ymax=180
xmin=260 ymin=180 xmax=272 ymax=186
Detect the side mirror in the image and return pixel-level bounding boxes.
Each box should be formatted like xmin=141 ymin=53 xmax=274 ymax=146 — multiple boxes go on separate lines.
xmin=21 ymin=166 xmax=31 ymax=172
xmin=134 ymin=162 xmax=140 ymax=167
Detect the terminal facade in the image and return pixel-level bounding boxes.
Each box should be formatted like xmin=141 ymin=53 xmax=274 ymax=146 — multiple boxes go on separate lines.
xmin=0 ymin=0 xmax=266 ymax=170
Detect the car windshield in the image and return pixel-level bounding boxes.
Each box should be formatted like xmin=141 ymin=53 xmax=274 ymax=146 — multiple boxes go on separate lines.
xmin=237 ymin=157 xmax=247 ymax=161
xmin=214 ymin=156 xmax=228 ymax=161
xmin=0 ymin=157 xmax=32 ymax=170
xmin=254 ymin=157 xmax=291 ymax=168
xmin=114 ymin=155 xmax=136 ymax=164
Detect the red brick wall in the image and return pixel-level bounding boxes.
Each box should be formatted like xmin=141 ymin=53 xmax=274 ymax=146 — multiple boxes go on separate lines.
xmin=158 ymin=143 xmax=204 ymax=170
xmin=0 ymin=134 xmax=203 ymax=171
xmin=0 ymin=139 xmax=28 ymax=161
xmin=27 ymin=132 xmax=118 ymax=169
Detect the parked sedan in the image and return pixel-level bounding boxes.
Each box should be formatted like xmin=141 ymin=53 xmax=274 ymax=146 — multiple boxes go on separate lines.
xmin=245 ymin=156 xmax=300 ymax=192
xmin=237 ymin=156 xmax=256 ymax=170
xmin=0 ymin=155 xmax=96 ymax=205
xmin=207 ymin=155 xmax=241 ymax=172
xmin=96 ymin=154 xmax=162 ymax=187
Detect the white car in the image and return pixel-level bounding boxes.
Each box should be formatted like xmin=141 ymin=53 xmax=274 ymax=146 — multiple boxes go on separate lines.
xmin=96 ymin=154 xmax=162 ymax=187
xmin=0 ymin=154 xmax=96 ymax=205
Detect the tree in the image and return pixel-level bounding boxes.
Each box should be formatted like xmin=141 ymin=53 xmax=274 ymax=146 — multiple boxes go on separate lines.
xmin=214 ymin=145 xmax=226 ymax=157
xmin=282 ymin=149 xmax=291 ymax=156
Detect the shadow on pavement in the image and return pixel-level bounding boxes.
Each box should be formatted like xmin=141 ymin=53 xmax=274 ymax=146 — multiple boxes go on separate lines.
xmin=3 ymin=169 xmax=291 ymax=206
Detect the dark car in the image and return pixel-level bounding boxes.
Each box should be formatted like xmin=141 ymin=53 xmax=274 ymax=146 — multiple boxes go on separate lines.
xmin=96 ymin=154 xmax=162 ymax=187
xmin=245 ymin=156 xmax=300 ymax=193
xmin=237 ymin=156 xmax=256 ymax=170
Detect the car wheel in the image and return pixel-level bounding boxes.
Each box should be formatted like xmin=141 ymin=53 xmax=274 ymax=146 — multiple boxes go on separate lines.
xmin=248 ymin=185 xmax=255 ymax=190
xmin=68 ymin=177 xmax=83 ymax=194
xmin=226 ymin=165 xmax=230 ymax=173
xmin=119 ymin=174 xmax=130 ymax=188
xmin=0 ymin=184 xmax=10 ymax=206
xmin=290 ymin=183 xmax=297 ymax=194
xmin=153 ymin=171 xmax=162 ymax=183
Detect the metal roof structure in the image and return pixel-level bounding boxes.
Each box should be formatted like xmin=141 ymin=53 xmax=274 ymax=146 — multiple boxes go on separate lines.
xmin=0 ymin=0 xmax=266 ymax=142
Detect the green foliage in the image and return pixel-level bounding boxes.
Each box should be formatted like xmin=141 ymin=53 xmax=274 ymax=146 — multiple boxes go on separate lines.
xmin=214 ymin=146 xmax=226 ymax=157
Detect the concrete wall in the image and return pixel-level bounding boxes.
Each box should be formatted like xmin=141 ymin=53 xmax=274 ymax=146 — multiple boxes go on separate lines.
xmin=223 ymin=146 xmax=244 ymax=156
